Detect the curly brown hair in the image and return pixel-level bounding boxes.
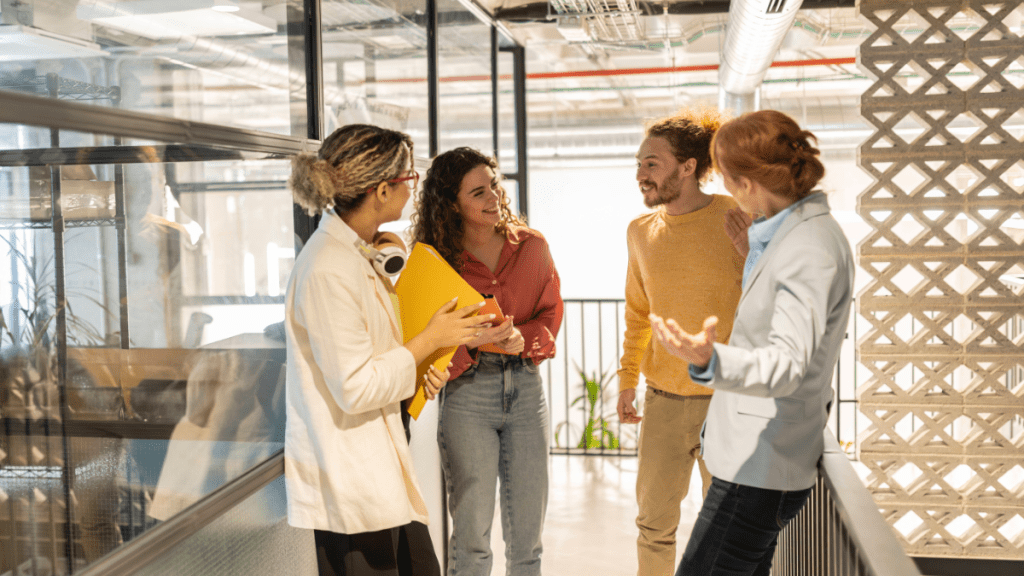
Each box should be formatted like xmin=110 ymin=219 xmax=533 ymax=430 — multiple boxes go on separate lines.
xmin=645 ymin=107 xmax=728 ymax=186
xmin=410 ymin=147 xmax=525 ymax=272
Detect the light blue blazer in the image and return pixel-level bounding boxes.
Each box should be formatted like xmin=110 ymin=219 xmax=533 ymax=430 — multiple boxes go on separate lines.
xmin=701 ymin=193 xmax=854 ymax=491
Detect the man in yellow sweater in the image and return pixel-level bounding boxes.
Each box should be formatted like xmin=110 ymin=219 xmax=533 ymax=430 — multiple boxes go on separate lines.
xmin=618 ymin=109 xmax=746 ymax=576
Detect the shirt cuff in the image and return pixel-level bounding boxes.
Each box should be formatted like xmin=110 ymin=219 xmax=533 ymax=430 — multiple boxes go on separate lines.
xmin=689 ymin=351 xmax=718 ymax=384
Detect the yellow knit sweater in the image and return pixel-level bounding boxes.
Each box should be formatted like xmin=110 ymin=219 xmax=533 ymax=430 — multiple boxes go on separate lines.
xmin=618 ymin=194 xmax=745 ymax=396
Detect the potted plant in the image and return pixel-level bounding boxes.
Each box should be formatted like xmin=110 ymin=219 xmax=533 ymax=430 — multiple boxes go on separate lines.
xmin=554 ymin=364 xmax=622 ymax=450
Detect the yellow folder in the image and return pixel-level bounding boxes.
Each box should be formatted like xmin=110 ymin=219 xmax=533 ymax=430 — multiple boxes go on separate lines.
xmin=395 ymin=243 xmax=485 ymax=419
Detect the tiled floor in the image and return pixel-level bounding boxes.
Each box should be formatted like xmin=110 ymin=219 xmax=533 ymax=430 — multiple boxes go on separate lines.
xmin=485 ymin=454 xmax=704 ymax=576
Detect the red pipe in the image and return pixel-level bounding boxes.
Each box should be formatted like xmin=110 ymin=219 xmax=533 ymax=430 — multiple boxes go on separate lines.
xmin=378 ymin=57 xmax=856 ymax=84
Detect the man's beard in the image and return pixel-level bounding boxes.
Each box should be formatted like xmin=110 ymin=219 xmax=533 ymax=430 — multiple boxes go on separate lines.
xmin=642 ymin=170 xmax=683 ymax=208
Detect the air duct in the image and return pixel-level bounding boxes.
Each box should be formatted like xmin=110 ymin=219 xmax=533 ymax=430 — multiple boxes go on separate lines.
xmin=718 ymin=0 xmax=803 ymax=114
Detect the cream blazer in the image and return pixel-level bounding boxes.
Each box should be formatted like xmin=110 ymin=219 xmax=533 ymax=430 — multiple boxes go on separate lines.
xmin=701 ymin=193 xmax=854 ymax=491
xmin=284 ymin=212 xmax=428 ymax=534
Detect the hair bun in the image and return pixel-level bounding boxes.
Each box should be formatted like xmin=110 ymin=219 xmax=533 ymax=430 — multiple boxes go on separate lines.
xmin=289 ymin=151 xmax=336 ymax=216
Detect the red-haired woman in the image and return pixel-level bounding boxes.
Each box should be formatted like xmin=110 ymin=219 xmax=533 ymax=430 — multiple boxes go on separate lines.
xmin=650 ymin=110 xmax=855 ymax=576
xmin=411 ymin=147 xmax=563 ymax=576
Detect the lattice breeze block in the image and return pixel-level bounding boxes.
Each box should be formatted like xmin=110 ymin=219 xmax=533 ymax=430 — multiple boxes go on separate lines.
xmin=856 ymin=0 xmax=1024 ymax=560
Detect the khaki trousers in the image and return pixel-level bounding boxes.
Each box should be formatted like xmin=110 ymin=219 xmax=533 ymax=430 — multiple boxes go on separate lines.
xmin=635 ymin=388 xmax=712 ymax=576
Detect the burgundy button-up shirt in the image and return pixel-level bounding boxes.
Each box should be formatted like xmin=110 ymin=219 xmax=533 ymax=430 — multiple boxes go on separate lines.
xmin=449 ymin=226 xmax=563 ymax=380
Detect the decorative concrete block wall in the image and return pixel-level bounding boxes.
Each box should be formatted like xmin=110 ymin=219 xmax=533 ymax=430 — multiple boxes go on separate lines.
xmin=856 ymin=0 xmax=1024 ymax=560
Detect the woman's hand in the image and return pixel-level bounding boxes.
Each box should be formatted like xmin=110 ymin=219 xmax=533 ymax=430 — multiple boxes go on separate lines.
xmin=427 ymin=299 xmax=493 ymax=348
xmin=650 ymin=313 xmax=718 ymax=369
xmin=724 ymin=207 xmax=752 ymax=259
xmin=497 ymin=320 xmax=525 ymax=354
xmin=423 ymin=363 xmax=451 ymax=401
xmin=406 ymin=299 xmax=492 ymax=366
xmin=465 ymin=316 xmax=515 ymax=349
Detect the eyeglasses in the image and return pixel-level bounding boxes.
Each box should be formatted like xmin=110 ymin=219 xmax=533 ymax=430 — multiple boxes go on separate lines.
xmin=366 ymin=171 xmax=419 ymax=194
xmin=387 ymin=170 xmax=420 ymax=188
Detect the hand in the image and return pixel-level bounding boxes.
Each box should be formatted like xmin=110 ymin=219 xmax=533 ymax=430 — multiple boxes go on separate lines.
xmin=425 ymin=299 xmax=493 ymax=349
xmin=617 ymin=388 xmax=642 ymax=424
xmin=465 ymin=316 xmax=515 ymax=349
xmin=724 ymin=207 xmax=752 ymax=259
xmin=495 ymin=316 xmax=525 ymax=354
xmin=406 ymin=299 xmax=493 ymax=366
xmin=423 ymin=363 xmax=451 ymax=401
xmin=649 ymin=313 xmax=717 ymax=369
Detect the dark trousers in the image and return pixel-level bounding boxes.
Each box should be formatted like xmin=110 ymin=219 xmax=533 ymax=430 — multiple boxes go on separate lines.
xmin=315 ymin=522 xmax=441 ymax=576
xmin=676 ymin=476 xmax=812 ymax=576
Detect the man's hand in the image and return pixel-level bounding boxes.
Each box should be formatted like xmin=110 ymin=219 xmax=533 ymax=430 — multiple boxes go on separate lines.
xmin=650 ymin=313 xmax=717 ymax=369
xmin=724 ymin=207 xmax=752 ymax=259
xmin=617 ymin=388 xmax=642 ymax=424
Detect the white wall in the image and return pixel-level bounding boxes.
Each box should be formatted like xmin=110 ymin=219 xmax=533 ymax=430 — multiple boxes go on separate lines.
xmin=528 ymin=155 xmax=875 ymax=301
xmin=528 ymin=165 xmax=648 ymax=300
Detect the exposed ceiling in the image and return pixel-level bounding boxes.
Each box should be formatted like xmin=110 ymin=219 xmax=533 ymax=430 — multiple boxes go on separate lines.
xmin=0 ymin=0 xmax=889 ymax=165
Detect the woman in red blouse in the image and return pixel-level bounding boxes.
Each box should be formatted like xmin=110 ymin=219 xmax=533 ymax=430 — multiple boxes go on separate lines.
xmin=411 ymin=147 xmax=563 ymax=576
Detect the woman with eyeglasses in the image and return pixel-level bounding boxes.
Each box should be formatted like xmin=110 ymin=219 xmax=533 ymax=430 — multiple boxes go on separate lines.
xmin=284 ymin=126 xmax=493 ymax=576
xmin=411 ymin=147 xmax=563 ymax=576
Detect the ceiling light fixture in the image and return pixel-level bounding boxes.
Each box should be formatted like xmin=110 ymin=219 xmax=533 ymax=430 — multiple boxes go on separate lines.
xmin=0 ymin=25 xmax=106 ymax=62
xmin=78 ymin=0 xmax=275 ymax=39
xmin=211 ymin=0 xmax=241 ymax=13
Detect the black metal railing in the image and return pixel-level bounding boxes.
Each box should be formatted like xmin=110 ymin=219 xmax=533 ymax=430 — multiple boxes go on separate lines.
xmin=773 ymin=433 xmax=922 ymax=576
xmin=548 ymin=298 xmax=860 ymax=455
xmin=548 ymin=299 xmax=638 ymax=455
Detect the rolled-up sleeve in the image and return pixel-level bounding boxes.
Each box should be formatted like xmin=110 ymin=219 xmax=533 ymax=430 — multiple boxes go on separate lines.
xmin=519 ymin=242 xmax=563 ymax=364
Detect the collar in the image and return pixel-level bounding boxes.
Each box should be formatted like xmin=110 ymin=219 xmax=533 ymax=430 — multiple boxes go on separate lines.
xmin=749 ymin=190 xmax=827 ymax=243
xmin=748 ymin=193 xmax=817 ymax=253
xmin=462 ymin=225 xmax=530 ymax=265
xmin=739 ymin=192 xmax=831 ymax=298
xmin=321 ymin=210 xmax=374 ymax=256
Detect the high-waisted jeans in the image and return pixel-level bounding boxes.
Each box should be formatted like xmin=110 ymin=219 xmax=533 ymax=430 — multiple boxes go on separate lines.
xmin=438 ymin=352 xmax=549 ymax=576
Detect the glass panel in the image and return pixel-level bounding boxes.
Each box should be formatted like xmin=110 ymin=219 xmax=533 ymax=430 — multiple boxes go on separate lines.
xmin=320 ymin=0 xmax=430 ymax=156
xmin=133 ymin=476 xmax=316 ymax=576
xmin=0 ymin=121 xmax=290 ymax=573
xmin=503 ymin=178 xmax=519 ymax=216
xmin=437 ymin=0 xmax=494 ymax=156
xmin=497 ymin=50 xmax=517 ymax=173
xmin=0 ymin=1 xmax=311 ymax=137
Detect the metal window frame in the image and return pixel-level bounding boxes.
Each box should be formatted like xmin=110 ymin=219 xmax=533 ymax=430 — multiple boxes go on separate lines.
xmin=499 ymin=44 xmax=528 ymax=219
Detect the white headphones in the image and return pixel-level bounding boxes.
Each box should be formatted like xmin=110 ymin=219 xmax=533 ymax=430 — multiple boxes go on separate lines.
xmin=357 ymin=232 xmax=407 ymax=277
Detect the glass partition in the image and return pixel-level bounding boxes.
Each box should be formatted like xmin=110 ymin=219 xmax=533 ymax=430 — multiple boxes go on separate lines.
xmin=320 ymin=0 xmax=430 ymax=155
xmin=0 ymin=122 xmax=290 ymax=574
xmin=437 ymin=0 xmax=494 ymax=156
xmin=0 ymin=0 xmax=519 ymax=572
xmin=497 ymin=49 xmax=517 ymax=174
xmin=0 ymin=0 xmax=311 ymax=137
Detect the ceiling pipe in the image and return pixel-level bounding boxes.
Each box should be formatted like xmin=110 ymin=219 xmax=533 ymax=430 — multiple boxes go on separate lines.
xmin=718 ymin=0 xmax=804 ymax=115
xmin=495 ymin=0 xmax=853 ymax=21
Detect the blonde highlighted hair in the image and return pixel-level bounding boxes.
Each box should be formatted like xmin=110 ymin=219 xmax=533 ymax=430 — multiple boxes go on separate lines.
xmin=289 ymin=124 xmax=414 ymax=216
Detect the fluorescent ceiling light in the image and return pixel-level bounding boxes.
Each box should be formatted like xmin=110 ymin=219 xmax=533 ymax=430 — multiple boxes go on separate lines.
xmin=78 ymin=0 xmax=276 ymax=39
xmin=211 ymin=0 xmax=241 ymax=12
xmin=556 ymin=16 xmax=591 ymax=43
xmin=0 ymin=25 xmax=106 ymax=62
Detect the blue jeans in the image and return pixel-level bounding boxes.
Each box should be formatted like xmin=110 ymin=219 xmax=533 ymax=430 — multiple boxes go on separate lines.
xmin=438 ymin=353 xmax=549 ymax=576
xmin=676 ymin=477 xmax=812 ymax=576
